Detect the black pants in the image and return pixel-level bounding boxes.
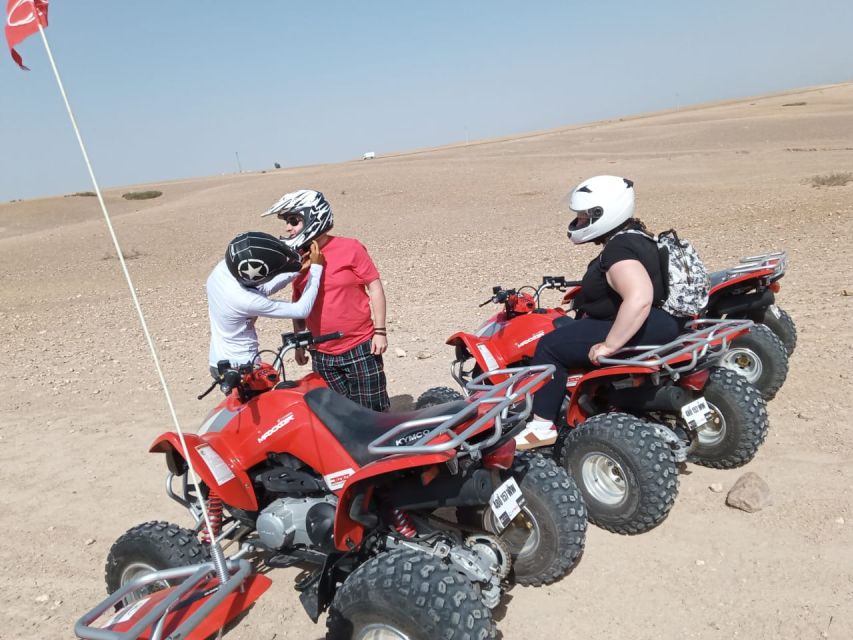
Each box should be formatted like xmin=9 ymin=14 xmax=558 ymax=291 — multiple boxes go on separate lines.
xmin=531 ymin=308 xmax=683 ymax=422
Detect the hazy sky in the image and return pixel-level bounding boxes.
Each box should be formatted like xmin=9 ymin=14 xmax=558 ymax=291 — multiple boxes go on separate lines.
xmin=1 ymin=1 xmax=851 ymax=202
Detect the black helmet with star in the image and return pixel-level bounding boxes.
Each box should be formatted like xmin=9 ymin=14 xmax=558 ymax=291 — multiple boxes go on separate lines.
xmin=225 ymin=231 xmax=302 ymax=287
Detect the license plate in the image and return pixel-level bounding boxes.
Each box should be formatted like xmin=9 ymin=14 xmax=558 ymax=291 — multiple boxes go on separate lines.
xmin=681 ymin=396 xmax=712 ymax=428
xmin=489 ymin=477 xmax=526 ymax=531
xmin=769 ymin=304 xmax=782 ymax=319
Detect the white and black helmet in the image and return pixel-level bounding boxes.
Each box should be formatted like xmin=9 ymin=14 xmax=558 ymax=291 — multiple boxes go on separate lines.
xmin=261 ymin=189 xmax=334 ymax=251
xmin=566 ymin=175 xmax=635 ymax=244
xmin=225 ymin=231 xmax=302 ymax=287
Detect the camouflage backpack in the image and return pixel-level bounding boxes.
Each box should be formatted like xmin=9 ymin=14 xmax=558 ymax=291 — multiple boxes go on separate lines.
xmin=616 ymin=229 xmax=710 ymax=318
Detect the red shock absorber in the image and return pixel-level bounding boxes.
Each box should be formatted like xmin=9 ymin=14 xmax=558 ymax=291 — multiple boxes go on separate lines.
xmin=201 ymin=492 xmax=223 ymax=544
xmin=390 ymin=508 xmax=417 ymax=538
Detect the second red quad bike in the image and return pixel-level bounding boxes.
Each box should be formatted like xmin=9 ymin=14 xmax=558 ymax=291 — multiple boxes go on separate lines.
xmin=420 ymin=281 xmax=769 ymax=535
xmin=75 ymin=331 xmax=587 ymax=640
xmin=705 ymin=251 xmax=795 ymax=399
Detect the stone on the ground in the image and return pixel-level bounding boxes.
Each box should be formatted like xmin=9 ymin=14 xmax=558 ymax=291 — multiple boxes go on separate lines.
xmin=725 ymin=472 xmax=772 ymax=513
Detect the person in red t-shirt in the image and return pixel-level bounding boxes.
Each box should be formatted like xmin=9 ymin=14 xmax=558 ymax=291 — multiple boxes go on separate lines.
xmin=261 ymin=190 xmax=390 ymax=411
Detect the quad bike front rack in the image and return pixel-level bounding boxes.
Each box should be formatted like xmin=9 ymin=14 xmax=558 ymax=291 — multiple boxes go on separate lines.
xmin=367 ymin=364 xmax=555 ymax=458
xmin=596 ymin=318 xmax=754 ymax=378
xmin=74 ymin=558 xmax=267 ymax=640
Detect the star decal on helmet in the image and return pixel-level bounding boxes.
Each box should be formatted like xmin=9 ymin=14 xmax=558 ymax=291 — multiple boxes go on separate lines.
xmin=238 ymin=258 xmax=269 ymax=282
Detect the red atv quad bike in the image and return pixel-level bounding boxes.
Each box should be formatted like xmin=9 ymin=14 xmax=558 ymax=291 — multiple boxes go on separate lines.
xmin=419 ymin=282 xmax=769 ymax=535
xmin=705 ymin=251 xmax=795 ymax=399
xmin=546 ymin=252 xmax=794 ymax=400
xmin=75 ymin=330 xmax=587 ymax=640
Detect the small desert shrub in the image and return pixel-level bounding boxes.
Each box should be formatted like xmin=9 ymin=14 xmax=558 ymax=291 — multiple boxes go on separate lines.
xmin=782 ymin=101 xmax=807 ymax=107
xmin=809 ymin=172 xmax=853 ymax=188
xmin=122 ymin=190 xmax=163 ymax=200
xmin=66 ymin=191 xmax=96 ymax=197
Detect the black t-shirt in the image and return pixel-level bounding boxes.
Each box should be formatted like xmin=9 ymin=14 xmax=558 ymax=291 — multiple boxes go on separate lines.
xmin=575 ymin=231 xmax=666 ymax=320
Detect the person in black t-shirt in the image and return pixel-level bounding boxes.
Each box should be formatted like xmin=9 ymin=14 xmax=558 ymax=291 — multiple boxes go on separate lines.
xmin=515 ymin=175 xmax=683 ymax=450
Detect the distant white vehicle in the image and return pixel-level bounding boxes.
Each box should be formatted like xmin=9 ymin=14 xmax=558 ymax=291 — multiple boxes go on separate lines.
xmin=362 ymin=151 xmax=376 ymax=160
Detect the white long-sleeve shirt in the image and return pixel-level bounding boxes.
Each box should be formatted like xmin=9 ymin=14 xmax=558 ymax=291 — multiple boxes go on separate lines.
xmin=207 ymin=261 xmax=323 ymax=367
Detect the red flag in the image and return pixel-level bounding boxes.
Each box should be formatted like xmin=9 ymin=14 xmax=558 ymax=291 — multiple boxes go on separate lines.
xmin=5 ymin=0 xmax=48 ymax=70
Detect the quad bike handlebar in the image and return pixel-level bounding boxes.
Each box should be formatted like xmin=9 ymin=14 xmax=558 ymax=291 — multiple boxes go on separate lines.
xmin=367 ymin=364 xmax=555 ymax=459
xmin=479 ymin=277 xmax=582 ymax=309
xmin=198 ymin=331 xmax=345 ymax=400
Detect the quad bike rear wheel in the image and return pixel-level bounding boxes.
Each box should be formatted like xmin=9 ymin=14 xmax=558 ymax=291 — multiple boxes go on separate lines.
xmin=456 ymin=451 xmax=587 ymax=586
xmin=557 ymin=412 xmax=679 ymax=535
xmin=414 ymin=386 xmax=465 ymax=409
xmin=750 ymin=305 xmax=797 ymax=355
xmin=326 ymin=548 xmax=495 ymax=640
xmin=687 ymin=367 xmax=768 ymax=468
xmin=721 ymin=323 xmax=789 ymax=400
xmin=104 ymin=521 xmax=208 ymax=606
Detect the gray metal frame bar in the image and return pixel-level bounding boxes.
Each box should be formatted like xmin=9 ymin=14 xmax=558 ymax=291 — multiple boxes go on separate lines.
xmin=74 ymin=559 xmax=252 ymax=640
xmin=596 ymin=318 xmax=754 ymax=374
xmin=725 ymin=251 xmax=786 ymax=278
xmin=367 ymin=365 xmax=555 ymax=456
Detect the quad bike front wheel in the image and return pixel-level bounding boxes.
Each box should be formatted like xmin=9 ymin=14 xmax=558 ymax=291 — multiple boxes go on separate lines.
xmin=326 ymin=548 xmax=496 ymax=640
xmin=750 ymin=305 xmax=797 ymax=356
xmin=721 ymin=323 xmax=789 ymax=400
xmin=456 ymin=451 xmax=587 ymax=586
xmin=557 ymin=412 xmax=679 ymax=535
xmin=414 ymin=386 xmax=465 ymax=409
xmin=104 ymin=521 xmax=208 ymax=606
xmin=687 ymin=367 xmax=769 ymax=468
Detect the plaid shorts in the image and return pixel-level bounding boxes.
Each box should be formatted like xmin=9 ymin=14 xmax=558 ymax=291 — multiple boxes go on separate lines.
xmin=312 ymin=338 xmax=390 ymax=412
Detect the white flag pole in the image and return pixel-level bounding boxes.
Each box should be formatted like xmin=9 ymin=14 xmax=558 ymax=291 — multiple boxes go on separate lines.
xmin=33 ymin=14 xmax=228 ymax=584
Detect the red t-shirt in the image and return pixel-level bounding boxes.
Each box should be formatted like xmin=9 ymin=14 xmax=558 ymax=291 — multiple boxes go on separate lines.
xmin=292 ymin=236 xmax=381 ymax=355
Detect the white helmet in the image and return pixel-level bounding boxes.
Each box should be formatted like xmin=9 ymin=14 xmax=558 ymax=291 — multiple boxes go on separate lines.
xmin=261 ymin=189 xmax=334 ymax=251
xmin=566 ymin=175 xmax=635 ymax=244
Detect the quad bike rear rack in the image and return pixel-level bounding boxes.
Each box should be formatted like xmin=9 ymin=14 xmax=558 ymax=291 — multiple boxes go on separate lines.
xmin=596 ymin=318 xmax=754 ymax=378
xmin=710 ymin=251 xmax=787 ymax=286
xmin=75 ymin=559 xmax=253 ymax=640
xmin=367 ymin=364 xmax=555 ymax=458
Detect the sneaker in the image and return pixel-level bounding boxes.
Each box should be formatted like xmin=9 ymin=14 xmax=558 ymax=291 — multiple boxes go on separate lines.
xmin=514 ymin=419 xmax=557 ymax=450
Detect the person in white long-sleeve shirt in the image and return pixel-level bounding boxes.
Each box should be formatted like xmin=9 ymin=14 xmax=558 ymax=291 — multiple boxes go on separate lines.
xmin=207 ymin=232 xmax=325 ymax=375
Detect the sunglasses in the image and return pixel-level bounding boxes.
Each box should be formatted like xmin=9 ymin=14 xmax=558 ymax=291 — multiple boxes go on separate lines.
xmin=278 ymin=214 xmax=304 ymax=226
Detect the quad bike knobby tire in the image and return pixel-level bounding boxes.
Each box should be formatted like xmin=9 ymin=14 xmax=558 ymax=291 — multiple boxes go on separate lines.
xmin=105 ymin=521 xmax=208 ymax=605
xmin=720 ymin=323 xmax=789 ymax=400
xmin=415 ymin=386 xmax=465 ymax=409
xmin=326 ymin=548 xmax=496 ymax=640
xmin=457 ymin=451 xmax=587 ymax=586
xmin=687 ymin=367 xmax=769 ymax=469
xmin=557 ymin=412 xmax=679 ymax=535
xmin=749 ymin=305 xmax=797 ymax=356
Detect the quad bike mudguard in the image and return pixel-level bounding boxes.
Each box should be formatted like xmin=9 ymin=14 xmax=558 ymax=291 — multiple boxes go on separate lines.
xmin=150 ymin=433 xmax=258 ymax=511
xmin=333 ymin=451 xmax=455 ymax=550
xmin=448 ymin=308 xmax=566 ymax=382
xmin=563 ymin=364 xmax=670 ymax=426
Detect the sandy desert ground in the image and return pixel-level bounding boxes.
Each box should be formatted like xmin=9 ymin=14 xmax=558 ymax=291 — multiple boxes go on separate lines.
xmin=1 ymin=82 xmax=852 ymax=640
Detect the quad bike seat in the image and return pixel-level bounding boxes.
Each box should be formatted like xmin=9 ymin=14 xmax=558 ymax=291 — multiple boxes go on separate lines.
xmin=304 ymin=388 xmax=469 ymax=466
xmin=553 ymin=315 xmax=574 ymax=328
xmin=709 ymin=269 xmax=728 ymax=287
